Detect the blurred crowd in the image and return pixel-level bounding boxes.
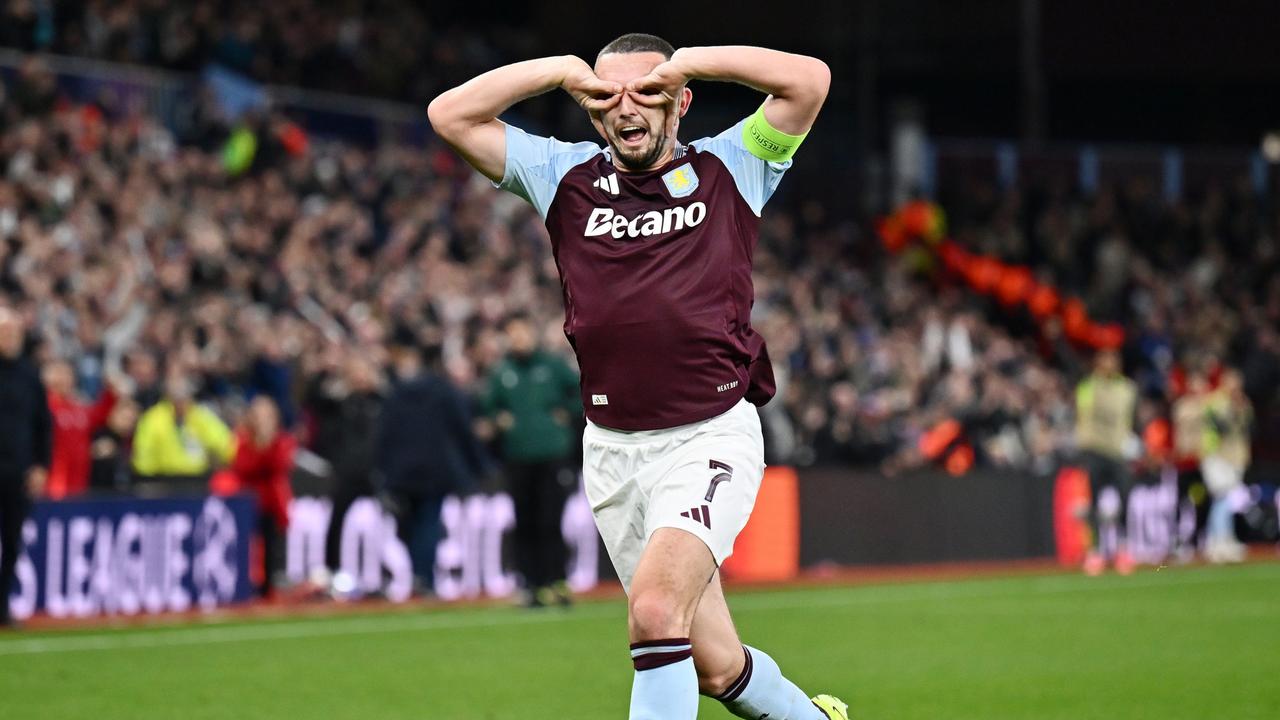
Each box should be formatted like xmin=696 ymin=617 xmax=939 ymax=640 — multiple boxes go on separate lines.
xmin=0 ymin=55 xmax=560 ymax=473
xmin=1 ymin=55 xmax=1278 ymax=493
xmin=925 ymin=175 xmax=1280 ymax=474
xmin=0 ymin=0 xmax=515 ymax=106
xmin=0 ymin=43 xmax=1275 ymax=611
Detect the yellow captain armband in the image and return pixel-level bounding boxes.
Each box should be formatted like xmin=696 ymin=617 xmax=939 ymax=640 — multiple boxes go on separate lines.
xmin=741 ymin=104 xmax=808 ymax=162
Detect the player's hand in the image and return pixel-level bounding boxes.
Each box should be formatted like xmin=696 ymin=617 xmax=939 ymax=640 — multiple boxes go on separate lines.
xmin=625 ymin=60 xmax=691 ymax=108
xmin=560 ymin=57 xmax=622 ymax=113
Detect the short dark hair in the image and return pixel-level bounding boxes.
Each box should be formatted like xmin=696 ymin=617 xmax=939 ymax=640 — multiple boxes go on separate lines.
xmin=597 ymin=33 xmax=675 ymax=62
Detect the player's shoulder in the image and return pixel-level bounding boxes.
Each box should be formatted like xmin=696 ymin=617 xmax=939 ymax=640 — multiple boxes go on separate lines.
xmin=685 ymin=117 xmax=792 ymax=216
xmin=691 ymin=113 xmax=798 ymax=170
xmin=505 ymin=123 xmax=604 ymax=172
xmin=500 ymin=124 xmax=606 ymax=217
xmin=687 ymin=117 xmax=749 ymax=160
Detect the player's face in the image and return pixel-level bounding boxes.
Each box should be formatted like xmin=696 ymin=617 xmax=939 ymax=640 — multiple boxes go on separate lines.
xmin=592 ymin=52 xmax=692 ymax=171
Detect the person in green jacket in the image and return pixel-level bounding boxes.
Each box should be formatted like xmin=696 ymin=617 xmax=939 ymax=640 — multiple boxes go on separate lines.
xmin=483 ymin=314 xmax=580 ymax=607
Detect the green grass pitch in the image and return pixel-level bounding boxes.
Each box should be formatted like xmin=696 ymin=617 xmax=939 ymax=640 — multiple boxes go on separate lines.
xmin=1 ymin=562 xmax=1276 ymax=719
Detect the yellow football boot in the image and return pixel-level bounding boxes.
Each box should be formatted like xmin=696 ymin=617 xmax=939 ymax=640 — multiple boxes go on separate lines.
xmin=812 ymin=694 xmax=850 ymax=719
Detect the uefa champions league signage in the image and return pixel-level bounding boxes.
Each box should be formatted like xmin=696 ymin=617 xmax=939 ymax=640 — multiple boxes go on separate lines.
xmin=285 ymin=489 xmax=600 ymax=602
xmin=5 ymin=488 xmax=600 ymax=620
xmin=4 ymin=496 xmax=255 ymax=620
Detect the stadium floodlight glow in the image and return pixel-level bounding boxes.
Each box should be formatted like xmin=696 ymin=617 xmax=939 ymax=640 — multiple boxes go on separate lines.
xmin=1262 ymin=132 xmax=1280 ymax=164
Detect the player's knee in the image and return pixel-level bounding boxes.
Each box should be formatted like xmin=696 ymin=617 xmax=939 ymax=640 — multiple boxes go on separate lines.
xmin=627 ymin=589 xmax=691 ymax=641
xmin=696 ymin=658 xmax=743 ymax=697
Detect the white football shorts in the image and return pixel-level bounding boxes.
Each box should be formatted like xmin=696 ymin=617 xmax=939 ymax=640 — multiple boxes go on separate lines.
xmin=582 ymin=398 xmax=765 ymax=592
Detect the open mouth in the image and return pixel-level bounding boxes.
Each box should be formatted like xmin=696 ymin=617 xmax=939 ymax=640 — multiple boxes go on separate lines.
xmin=618 ymin=125 xmax=648 ymax=147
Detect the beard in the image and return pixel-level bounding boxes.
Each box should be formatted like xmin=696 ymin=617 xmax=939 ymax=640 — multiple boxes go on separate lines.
xmin=610 ymin=130 xmax=669 ymax=171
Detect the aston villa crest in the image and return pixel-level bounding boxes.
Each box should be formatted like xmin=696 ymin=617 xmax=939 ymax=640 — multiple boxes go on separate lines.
xmin=662 ymin=164 xmax=699 ymax=198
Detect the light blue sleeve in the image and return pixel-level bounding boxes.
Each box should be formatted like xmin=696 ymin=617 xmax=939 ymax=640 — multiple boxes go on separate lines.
xmin=690 ymin=117 xmax=791 ymax=216
xmin=497 ymin=124 xmax=603 ymax=219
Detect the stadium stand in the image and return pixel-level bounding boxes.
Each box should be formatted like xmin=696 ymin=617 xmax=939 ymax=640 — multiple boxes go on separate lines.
xmin=1 ymin=52 xmax=1277 ymax=483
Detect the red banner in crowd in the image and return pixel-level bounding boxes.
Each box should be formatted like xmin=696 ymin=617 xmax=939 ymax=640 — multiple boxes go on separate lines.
xmin=879 ymin=200 xmax=1125 ymax=351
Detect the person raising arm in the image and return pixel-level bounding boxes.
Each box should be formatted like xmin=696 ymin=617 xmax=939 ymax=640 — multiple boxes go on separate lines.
xmin=427 ymin=55 xmax=623 ymax=182
xmin=428 ymin=45 xmax=829 ymax=178
xmin=431 ymin=35 xmax=843 ymax=720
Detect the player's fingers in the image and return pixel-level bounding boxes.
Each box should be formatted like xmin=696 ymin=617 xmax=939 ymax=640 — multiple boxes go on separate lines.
xmin=581 ymin=78 xmax=624 ymax=97
xmin=625 ymin=73 xmax=663 ymax=94
xmin=582 ymin=92 xmax=622 ymax=112
xmin=627 ymin=89 xmax=673 ymax=108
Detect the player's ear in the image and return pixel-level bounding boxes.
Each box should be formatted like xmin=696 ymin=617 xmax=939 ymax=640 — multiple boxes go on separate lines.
xmin=678 ymin=86 xmax=692 ymax=118
xmin=588 ymin=110 xmax=609 ymax=143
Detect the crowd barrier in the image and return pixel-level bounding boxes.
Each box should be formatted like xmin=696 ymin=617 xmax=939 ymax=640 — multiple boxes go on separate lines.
xmin=8 ymin=466 xmax=1273 ymax=619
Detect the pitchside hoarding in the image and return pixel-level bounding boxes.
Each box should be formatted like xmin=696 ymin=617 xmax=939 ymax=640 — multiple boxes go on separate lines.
xmin=4 ymin=495 xmax=255 ymax=621
xmin=9 ymin=468 xmax=1261 ymax=619
xmin=4 ymin=489 xmax=601 ymax=619
xmin=284 ymin=490 xmax=601 ymax=602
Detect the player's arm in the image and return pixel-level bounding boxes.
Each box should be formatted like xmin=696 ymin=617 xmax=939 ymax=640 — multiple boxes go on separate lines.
xmin=427 ymin=56 xmax=622 ymax=182
xmin=628 ymin=45 xmax=830 ymax=137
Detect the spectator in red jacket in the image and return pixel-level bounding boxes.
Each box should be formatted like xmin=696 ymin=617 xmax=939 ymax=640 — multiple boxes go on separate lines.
xmin=43 ymin=360 xmax=121 ymax=499
xmin=231 ymin=396 xmax=296 ymax=596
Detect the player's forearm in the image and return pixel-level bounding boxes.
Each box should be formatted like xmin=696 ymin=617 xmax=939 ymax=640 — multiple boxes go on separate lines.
xmin=671 ymin=46 xmax=830 ymax=134
xmin=672 ymin=46 xmax=829 ymax=101
xmin=428 ymin=55 xmax=581 ymax=132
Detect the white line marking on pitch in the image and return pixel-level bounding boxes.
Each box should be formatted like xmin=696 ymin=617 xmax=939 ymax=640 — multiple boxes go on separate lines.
xmin=0 ymin=565 xmax=1272 ymax=657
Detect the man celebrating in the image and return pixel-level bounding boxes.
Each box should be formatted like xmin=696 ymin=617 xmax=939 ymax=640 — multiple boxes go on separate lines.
xmin=430 ymin=33 xmax=843 ymax=719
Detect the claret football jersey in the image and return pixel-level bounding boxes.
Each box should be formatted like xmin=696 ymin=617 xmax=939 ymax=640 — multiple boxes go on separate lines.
xmin=497 ymin=117 xmax=790 ymax=431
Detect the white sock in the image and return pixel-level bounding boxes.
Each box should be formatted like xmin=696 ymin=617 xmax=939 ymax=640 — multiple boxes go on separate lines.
xmin=630 ymin=638 xmax=698 ymax=720
xmin=718 ymin=645 xmax=826 ymax=719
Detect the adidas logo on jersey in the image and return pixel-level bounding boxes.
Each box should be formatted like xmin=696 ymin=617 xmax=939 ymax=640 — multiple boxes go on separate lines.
xmin=680 ymin=504 xmax=712 ymax=530
xmin=584 ymin=202 xmax=707 ymax=239
xmin=592 ymin=173 xmax=619 ymax=195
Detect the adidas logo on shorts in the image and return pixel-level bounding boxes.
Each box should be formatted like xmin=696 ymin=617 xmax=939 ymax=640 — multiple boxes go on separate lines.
xmin=680 ymin=504 xmax=711 ymax=530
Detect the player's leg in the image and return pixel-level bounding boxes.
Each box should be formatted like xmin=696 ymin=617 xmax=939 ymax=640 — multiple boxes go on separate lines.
xmin=581 ymin=425 xmax=686 ymax=717
xmin=650 ymin=399 xmax=844 ymax=719
xmin=692 ymin=573 xmax=844 ymax=719
xmin=626 ymin=526 xmax=717 ymax=719
xmin=689 ymin=571 xmax=744 ymax=695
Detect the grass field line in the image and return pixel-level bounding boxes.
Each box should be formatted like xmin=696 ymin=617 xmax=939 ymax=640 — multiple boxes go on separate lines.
xmin=0 ymin=563 xmax=1274 ymax=657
